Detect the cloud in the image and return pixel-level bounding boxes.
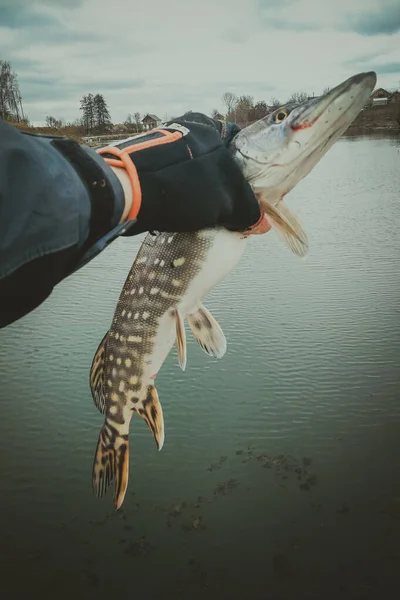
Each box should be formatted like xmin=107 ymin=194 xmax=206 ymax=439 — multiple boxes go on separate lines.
xmin=345 ymin=52 xmax=386 ymax=67
xmin=346 ymin=4 xmax=400 ymax=36
xmin=344 ymin=46 xmax=400 ymax=79
xmin=0 ymin=0 xmax=83 ymax=9
xmin=0 ymin=0 xmax=399 ymax=125
xmin=262 ymin=18 xmax=319 ymax=31
xmin=0 ymin=0 xmax=99 ymax=42
xmin=255 ymin=0 xmax=320 ymax=32
xmin=370 ymin=62 xmax=400 ymax=75
xmin=20 ymin=76 xmax=145 ymax=103
xmin=0 ymin=4 xmax=56 ymax=28
xmin=256 ymin=0 xmax=297 ymax=10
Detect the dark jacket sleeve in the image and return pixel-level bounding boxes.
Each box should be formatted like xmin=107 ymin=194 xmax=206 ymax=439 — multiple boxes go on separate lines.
xmin=0 ymin=119 xmax=129 ymax=328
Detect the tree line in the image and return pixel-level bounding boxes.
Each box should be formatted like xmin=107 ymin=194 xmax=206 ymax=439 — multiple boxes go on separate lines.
xmin=2 ymin=59 xmax=399 ymax=135
xmin=213 ymin=90 xmax=318 ymax=125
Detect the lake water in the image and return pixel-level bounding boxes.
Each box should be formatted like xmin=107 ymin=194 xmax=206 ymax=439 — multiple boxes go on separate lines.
xmin=0 ymin=134 xmax=399 ymax=599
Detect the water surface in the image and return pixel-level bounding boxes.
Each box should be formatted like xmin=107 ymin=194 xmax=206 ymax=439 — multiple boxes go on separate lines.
xmin=1 ymin=134 xmax=399 ymax=599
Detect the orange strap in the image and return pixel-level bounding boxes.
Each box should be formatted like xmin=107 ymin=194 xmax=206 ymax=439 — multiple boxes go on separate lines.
xmin=96 ymin=129 xmax=183 ymax=221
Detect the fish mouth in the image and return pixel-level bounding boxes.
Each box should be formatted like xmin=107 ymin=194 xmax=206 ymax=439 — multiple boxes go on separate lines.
xmin=290 ymin=71 xmax=377 ymax=137
xmin=260 ymin=71 xmax=377 ymax=186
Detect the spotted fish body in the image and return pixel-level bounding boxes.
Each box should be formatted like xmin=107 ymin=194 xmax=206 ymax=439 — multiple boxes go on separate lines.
xmin=90 ymin=228 xmax=248 ymax=509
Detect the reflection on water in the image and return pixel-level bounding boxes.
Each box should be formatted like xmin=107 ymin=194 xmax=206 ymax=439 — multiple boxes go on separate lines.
xmin=0 ymin=134 xmax=400 ymax=599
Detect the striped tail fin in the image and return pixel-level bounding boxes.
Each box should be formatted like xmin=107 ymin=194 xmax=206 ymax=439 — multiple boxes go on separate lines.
xmin=92 ymin=426 xmax=129 ymax=510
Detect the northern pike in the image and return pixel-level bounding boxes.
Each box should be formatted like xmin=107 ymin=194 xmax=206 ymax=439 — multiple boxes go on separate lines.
xmin=90 ymin=71 xmax=376 ymax=509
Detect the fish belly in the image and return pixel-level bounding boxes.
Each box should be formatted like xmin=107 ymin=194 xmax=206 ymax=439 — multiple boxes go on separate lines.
xmin=178 ymin=229 xmax=248 ymax=316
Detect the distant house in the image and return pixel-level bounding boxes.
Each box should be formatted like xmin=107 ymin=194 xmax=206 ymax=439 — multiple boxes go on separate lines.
xmin=142 ymin=113 xmax=161 ymax=131
xmin=365 ymin=88 xmax=391 ymax=108
xmin=370 ymin=88 xmax=390 ymax=101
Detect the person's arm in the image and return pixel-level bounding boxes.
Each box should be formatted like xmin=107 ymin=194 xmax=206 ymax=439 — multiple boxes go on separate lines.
xmin=0 ymin=114 xmax=265 ymax=328
xmin=0 ymin=118 xmax=135 ymax=327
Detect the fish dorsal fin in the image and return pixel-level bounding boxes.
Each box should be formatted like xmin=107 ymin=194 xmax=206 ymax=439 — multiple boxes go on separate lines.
xmin=259 ymin=198 xmax=309 ymax=258
xmin=187 ymin=304 xmax=227 ymax=359
xmin=175 ymin=309 xmax=187 ymax=371
xmin=89 ymin=331 xmax=108 ymax=414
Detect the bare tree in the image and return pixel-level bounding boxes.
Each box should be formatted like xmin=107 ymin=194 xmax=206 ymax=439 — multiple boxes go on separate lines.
xmin=124 ymin=113 xmax=134 ymax=129
xmin=322 ymin=86 xmax=331 ymax=95
xmin=222 ymin=92 xmax=237 ymax=117
xmin=269 ymin=96 xmax=282 ymax=110
xmin=211 ymin=108 xmax=222 ymax=119
xmin=134 ymin=112 xmax=141 ymax=132
xmin=287 ymin=91 xmax=308 ymax=103
xmin=45 ymin=115 xmax=63 ymax=129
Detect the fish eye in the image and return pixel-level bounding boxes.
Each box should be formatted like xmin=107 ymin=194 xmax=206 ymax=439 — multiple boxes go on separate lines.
xmin=275 ymin=110 xmax=288 ymax=123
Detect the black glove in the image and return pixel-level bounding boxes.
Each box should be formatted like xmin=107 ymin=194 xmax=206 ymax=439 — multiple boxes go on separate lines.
xmin=97 ymin=112 xmax=261 ymax=235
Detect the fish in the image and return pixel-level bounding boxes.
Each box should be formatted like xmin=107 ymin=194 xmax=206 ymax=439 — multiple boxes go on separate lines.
xmin=89 ymin=70 xmax=376 ymax=510
xmin=90 ymin=229 xmax=245 ymax=509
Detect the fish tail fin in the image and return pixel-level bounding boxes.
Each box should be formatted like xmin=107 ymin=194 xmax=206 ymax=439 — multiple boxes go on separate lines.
xmin=92 ymin=426 xmax=129 ymax=510
xmin=187 ymin=304 xmax=227 ymax=358
xmin=258 ymin=196 xmax=309 ymax=258
xmin=134 ymin=385 xmax=165 ymax=451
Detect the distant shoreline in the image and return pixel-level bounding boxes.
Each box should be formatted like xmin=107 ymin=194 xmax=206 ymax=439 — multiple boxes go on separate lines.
xmin=343 ymin=103 xmax=400 ymax=135
xmin=343 ymin=126 xmax=400 ymax=137
xmin=8 ymin=103 xmax=400 ymax=148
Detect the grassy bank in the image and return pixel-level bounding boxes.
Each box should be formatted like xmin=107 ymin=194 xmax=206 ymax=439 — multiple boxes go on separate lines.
xmin=8 ymin=121 xmax=140 ymax=146
xmin=344 ymin=103 xmax=400 ymax=134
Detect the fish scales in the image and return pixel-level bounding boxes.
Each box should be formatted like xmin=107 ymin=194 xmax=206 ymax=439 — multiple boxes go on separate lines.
xmin=105 ymin=231 xmax=214 ymax=389
xmin=91 ymin=228 xmax=247 ymax=509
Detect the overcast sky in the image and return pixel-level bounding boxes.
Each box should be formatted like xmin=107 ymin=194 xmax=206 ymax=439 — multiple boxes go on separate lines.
xmin=1 ymin=0 xmax=399 ymax=125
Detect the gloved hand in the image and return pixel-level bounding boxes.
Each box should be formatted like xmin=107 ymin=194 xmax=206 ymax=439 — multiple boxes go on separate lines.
xmin=97 ymin=112 xmax=263 ymax=236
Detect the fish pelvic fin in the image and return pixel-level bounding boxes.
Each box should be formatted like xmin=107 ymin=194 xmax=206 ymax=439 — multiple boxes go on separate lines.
xmin=259 ymin=197 xmax=309 ymax=258
xmin=187 ymin=304 xmax=227 ymax=359
xmin=175 ymin=309 xmax=187 ymax=371
xmin=92 ymin=426 xmax=129 ymax=511
xmin=89 ymin=331 xmax=108 ymax=414
xmin=134 ymin=385 xmax=165 ymax=451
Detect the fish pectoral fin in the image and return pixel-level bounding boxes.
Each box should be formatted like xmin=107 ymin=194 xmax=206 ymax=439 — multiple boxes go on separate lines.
xmin=175 ymin=309 xmax=187 ymax=371
xmin=134 ymin=385 xmax=165 ymax=451
xmin=92 ymin=427 xmax=129 ymax=511
xmin=259 ymin=198 xmax=309 ymax=258
xmin=89 ymin=331 xmax=108 ymax=414
xmin=187 ymin=304 xmax=227 ymax=359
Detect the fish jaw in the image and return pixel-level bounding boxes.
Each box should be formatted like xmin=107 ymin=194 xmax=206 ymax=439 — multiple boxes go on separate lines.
xmin=231 ymin=71 xmax=377 ymax=203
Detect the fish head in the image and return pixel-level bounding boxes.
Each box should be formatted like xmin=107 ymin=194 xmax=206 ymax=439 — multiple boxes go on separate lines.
xmin=231 ymin=71 xmax=377 ymax=203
